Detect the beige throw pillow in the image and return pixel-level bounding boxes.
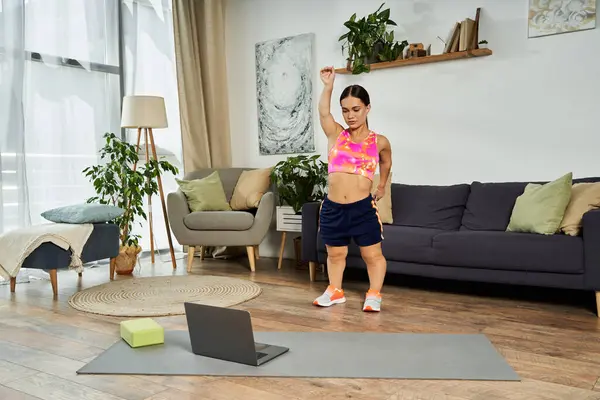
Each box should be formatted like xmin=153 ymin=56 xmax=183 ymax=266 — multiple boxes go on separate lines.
xmin=560 ymin=182 xmax=600 ymax=236
xmin=230 ymin=168 xmax=272 ymax=210
xmin=372 ymin=172 xmax=393 ymax=224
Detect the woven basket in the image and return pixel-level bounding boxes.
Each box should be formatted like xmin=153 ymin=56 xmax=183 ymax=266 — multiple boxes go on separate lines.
xmin=115 ymin=245 xmax=142 ymax=275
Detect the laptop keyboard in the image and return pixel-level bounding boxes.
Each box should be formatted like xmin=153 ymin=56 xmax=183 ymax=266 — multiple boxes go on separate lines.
xmin=256 ymin=352 xmax=268 ymax=359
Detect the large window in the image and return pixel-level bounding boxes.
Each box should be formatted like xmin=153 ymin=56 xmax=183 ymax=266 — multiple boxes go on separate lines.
xmin=0 ymin=0 xmax=182 ymax=254
xmin=1 ymin=0 xmax=121 ymax=232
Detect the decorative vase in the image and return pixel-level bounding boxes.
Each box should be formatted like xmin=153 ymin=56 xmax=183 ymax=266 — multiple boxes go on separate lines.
xmin=115 ymin=244 xmax=142 ymax=275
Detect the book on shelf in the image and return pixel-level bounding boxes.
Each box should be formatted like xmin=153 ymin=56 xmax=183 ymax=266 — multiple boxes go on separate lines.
xmin=444 ymin=7 xmax=481 ymax=54
xmin=459 ymin=18 xmax=475 ymax=51
xmin=443 ymin=21 xmax=460 ymax=53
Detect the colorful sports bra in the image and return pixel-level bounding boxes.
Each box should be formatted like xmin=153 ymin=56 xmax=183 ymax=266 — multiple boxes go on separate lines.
xmin=328 ymin=129 xmax=379 ymax=181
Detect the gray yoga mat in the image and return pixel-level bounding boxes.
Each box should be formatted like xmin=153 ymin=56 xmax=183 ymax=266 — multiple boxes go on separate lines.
xmin=77 ymin=330 xmax=519 ymax=380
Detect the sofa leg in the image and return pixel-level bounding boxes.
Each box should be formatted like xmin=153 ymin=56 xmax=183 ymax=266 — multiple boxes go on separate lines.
xmin=309 ymin=262 xmax=317 ymax=282
xmin=109 ymin=257 xmax=116 ymax=280
xmin=10 ymin=277 xmax=16 ymax=293
xmin=199 ymin=246 xmax=205 ymax=261
xmin=246 ymin=246 xmax=256 ymax=272
xmin=49 ymin=269 xmax=58 ymax=297
xmin=187 ymin=246 xmax=195 ymax=273
xmin=254 ymin=245 xmax=260 ymax=260
xmin=596 ymin=292 xmax=600 ymax=317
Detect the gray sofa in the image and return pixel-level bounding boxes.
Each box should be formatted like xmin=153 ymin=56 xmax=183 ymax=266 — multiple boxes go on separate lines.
xmin=167 ymin=168 xmax=274 ymax=272
xmin=302 ymin=177 xmax=600 ymax=315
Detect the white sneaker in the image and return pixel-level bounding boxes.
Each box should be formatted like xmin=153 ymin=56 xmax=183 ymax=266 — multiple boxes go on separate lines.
xmin=313 ymin=285 xmax=346 ymax=307
xmin=363 ymin=291 xmax=382 ymax=312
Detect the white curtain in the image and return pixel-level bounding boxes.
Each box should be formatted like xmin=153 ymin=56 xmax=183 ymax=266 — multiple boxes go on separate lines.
xmin=0 ymin=0 xmax=181 ymax=281
xmin=0 ymin=0 xmax=29 ymax=234
xmin=0 ymin=0 xmax=120 ymax=282
xmin=122 ymin=0 xmax=183 ymax=255
xmin=22 ymin=0 xmax=120 ymax=225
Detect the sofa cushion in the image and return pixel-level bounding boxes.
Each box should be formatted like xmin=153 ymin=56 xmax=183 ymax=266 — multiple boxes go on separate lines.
xmin=461 ymin=182 xmax=527 ymax=231
xmin=560 ymin=182 xmax=600 ymax=236
xmin=391 ymin=183 xmax=470 ymax=230
xmin=183 ymin=211 xmax=254 ymax=231
xmin=507 ymin=172 xmax=573 ymax=235
xmin=230 ymin=168 xmax=272 ymax=211
xmin=381 ymin=226 xmax=445 ymax=264
xmin=432 ymin=230 xmax=583 ymax=274
xmin=176 ymin=171 xmax=232 ymax=212
xmin=41 ymin=203 xmax=125 ymax=224
xmin=316 ymin=225 xmax=444 ymax=264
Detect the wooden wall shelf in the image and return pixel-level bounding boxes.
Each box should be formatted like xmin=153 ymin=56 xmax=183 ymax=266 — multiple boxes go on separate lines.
xmin=334 ymin=48 xmax=492 ymax=74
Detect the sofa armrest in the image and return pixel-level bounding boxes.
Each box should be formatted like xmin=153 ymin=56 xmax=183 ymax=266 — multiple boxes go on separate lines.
xmin=167 ymin=190 xmax=191 ymax=243
xmin=247 ymin=192 xmax=275 ymax=244
xmin=583 ymin=209 xmax=600 ymax=290
xmin=301 ymin=201 xmax=320 ymax=262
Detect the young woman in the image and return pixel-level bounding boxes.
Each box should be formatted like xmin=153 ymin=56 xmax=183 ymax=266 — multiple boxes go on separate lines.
xmin=313 ymin=65 xmax=392 ymax=312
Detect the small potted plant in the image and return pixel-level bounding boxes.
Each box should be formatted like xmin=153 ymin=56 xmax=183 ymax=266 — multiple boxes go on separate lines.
xmin=478 ymin=39 xmax=488 ymax=49
xmin=270 ymin=154 xmax=328 ymax=215
xmin=338 ymin=3 xmax=408 ymax=74
xmin=270 ymin=154 xmax=328 ymax=268
xmin=82 ymin=132 xmax=178 ymax=275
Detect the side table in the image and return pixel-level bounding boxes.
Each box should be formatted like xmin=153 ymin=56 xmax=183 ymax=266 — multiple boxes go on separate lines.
xmin=276 ymin=206 xmax=302 ymax=270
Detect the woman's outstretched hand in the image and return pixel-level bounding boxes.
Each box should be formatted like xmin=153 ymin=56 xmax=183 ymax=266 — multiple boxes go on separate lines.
xmin=320 ymin=66 xmax=335 ymax=88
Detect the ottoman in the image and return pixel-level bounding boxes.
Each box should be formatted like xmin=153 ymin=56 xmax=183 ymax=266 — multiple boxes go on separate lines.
xmin=10 ymin=222 xmax=120 ymax=295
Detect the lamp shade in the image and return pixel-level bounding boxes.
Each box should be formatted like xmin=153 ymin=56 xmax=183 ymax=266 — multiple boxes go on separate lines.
xmin=121 ymin=95 xmax=168 ymax=129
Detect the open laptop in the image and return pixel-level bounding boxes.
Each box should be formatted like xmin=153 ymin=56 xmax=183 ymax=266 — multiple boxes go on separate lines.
xmin=184 ymin=302 xmax=289 ymax=366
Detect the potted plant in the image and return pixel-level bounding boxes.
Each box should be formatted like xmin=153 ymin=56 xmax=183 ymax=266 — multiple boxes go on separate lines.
xmin=270 ymin=154 xmax=328 ymax=214
xmin=82 ymin=132 xmax=178 ymax=275
xmin=478 ymin=39 xmax=488 ymax=49
xmin=338 ymin=3 xmax=408 ymax=74
xmin=271 ymin=154 xmax=327 ymax=269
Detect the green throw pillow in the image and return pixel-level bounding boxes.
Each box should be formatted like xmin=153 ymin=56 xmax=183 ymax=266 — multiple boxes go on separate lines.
xmin=176 ymin=171 xmax=232 ymax=212
xmin=41 ymin=203 xmax=124 ymax=224
xmin=506 ymin=172 xmax=573 ymax=235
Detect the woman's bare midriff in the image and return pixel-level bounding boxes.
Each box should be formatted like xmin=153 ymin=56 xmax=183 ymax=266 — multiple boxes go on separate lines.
xmin=327 ymin=172 xmax=373 ymax=204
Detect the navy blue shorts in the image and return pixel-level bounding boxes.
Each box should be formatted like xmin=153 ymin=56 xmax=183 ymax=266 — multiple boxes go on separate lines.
xmin=318 ymin=195 xmax=384 ymax=247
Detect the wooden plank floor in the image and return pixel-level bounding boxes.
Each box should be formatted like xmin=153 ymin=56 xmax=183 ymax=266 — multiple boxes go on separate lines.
xmin=1 ymin=253 xmax=600 ymax=399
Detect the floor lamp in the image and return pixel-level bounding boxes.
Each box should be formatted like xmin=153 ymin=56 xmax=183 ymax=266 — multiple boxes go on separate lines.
xmin=120 ymin=95 xmax=177 ymax=269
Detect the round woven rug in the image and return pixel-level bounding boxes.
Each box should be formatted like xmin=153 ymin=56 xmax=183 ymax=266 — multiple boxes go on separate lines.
xmin=67 ymin=275 xmax=262 ymax=317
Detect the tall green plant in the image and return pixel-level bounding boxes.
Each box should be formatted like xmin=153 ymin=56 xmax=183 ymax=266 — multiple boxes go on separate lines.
xmin=338 ymin=3 xmax=408 ymax=74
xmin=82 ymin=132 xmax=178 ymax=248
xmin=270 ymin=154 xmax=328 ymax=214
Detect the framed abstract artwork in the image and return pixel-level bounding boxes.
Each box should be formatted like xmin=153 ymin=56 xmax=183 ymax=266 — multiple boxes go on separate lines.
xmin=255 ymin=33 xmax=315 ymax=155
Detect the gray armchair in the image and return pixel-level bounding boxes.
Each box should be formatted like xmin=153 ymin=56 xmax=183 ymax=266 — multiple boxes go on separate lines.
xmin=167 ymin=168 xmax=274 ymax=272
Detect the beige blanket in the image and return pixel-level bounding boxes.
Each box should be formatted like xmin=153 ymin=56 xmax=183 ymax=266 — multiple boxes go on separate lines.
xmin=0 ymin=223 xmax=94 ymax=280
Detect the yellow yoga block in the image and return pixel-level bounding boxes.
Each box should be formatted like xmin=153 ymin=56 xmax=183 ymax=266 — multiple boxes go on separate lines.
xmin=120 ymin=318 xmax=164 ymax=348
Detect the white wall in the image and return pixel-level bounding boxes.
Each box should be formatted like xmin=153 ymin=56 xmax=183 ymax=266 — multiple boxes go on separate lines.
xmin=225 ymin=0 xmax=600 ymax=258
